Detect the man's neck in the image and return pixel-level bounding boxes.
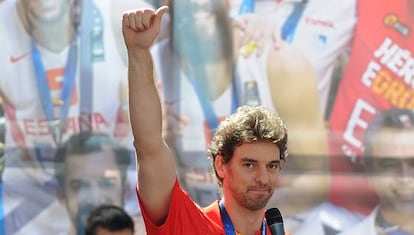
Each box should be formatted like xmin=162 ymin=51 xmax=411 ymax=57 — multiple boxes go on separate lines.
xmin=380 ymin=207 xmax=414 ymax=233
xmin=222 ymin=197 xmax=265 ymax=235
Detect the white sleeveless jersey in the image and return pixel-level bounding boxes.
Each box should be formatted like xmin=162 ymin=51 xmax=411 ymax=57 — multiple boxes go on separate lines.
xmin=291 ymin=0 xmax=357 ymax=114
xmin=0 ymin=0 xmax=128 ymax=152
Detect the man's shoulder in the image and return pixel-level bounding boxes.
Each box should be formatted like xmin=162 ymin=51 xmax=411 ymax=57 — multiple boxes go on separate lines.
xmin=202 ymin=201 xmax=224 ymax=229
xmin=202 ymin=201 xmax=220 ymax=215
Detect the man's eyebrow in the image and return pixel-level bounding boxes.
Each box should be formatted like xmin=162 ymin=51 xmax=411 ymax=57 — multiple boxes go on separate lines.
xmin=240 ymin=157 xmax=257 ymax=162
xmin=240 ymin=158 xmax=281 ymax=164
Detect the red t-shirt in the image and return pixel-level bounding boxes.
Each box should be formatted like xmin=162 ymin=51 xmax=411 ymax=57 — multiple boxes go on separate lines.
xmin=137 ymin=179 xmax=273 ymax=235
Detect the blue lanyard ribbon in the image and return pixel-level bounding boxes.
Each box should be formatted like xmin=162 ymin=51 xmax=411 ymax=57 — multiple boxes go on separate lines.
xmin=219 ymin=201 xmax=267 ymax=235
xmin=239 ymin=0 xmax=255 ymax=14
xmin=31 ymin=40 xmax=78 ymax=144
xmin=79 ymin=0 xmax=97 ymax=133
xmin=190 ymin=72 xmax=238 ymax=134
xmin=281 ymin=1 xmax=306 ymax=43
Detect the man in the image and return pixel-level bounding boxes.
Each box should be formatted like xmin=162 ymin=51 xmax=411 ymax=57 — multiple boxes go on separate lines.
xmin=338 ymin=108 xmax=414 ymax=234
xmin=0 ymin=0 xmax=151 ymax=233
xmin=122 ymin=6 xmax=290 ymax=234
xmin=54 ymin=132 xmax=132 ymax=235
xmin=86 ymin=205 xmax=135 ymax=235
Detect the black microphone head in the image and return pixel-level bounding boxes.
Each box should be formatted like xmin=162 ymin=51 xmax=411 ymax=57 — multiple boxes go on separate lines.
xmin=265 ymin=208 xmax=284 ymax=225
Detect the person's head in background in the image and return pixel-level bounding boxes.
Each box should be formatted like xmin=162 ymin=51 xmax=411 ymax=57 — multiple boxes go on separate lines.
xmin=171 ymin=0 xmax=234 ymax=100
xmin=54 ymin=132 xmax=131 ymax=235
xmin=85 ymin=204 xmax=134 ymax=235
xmin=364 ymin=108 xmax=414 ymax=231
xmin=17 ymin=0 xmax=72 ymax=24
xmin=16 ymin=0 xmax=77 ymax=51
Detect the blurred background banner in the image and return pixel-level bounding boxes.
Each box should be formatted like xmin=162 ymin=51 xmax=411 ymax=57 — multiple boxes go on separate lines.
xmin=1 ymin=0 xmax=413 ymax=234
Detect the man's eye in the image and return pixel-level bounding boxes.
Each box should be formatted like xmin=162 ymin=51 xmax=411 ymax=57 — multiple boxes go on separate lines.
xmin=244 ymin=163 xmax=254 ymax=169
xmin=69 ymin=180 xmax=89 ymax=191
xmin=99 ymin=178 xmax=117 ymax=188
xmin=268 ymin=163 xmax=280 ymax=170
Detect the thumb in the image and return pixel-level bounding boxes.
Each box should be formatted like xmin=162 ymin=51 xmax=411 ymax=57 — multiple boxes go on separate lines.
xmin=153 ymin=6 xmax=169 ymax=28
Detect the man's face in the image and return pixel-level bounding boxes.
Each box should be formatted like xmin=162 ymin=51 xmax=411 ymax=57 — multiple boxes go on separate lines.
xmin=62 ymin=150 xmax=124 ymax=227
xmin=220 ymin=141 xmax=281 ymax=210
xmin=368 ymin=127 xmax=414 ymax=213
xmin=21 ymin=0 xmax=70 ymax=24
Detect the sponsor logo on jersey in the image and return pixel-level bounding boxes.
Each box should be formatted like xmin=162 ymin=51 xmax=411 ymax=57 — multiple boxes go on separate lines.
xmin=384 ymin=13 xmax=410 ymax=37
xmin=10 ymin=52 xmax=29 ymax=63
xmin=305 ymin=16 xmax=335 ymax=28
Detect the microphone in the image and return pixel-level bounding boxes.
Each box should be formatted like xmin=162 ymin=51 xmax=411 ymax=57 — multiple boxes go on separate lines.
xmin=265 ymin=208 xmax=285 ymax=235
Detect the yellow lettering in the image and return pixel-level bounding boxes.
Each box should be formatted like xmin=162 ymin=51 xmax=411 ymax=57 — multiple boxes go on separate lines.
xmin=370 ymin=69 xmax=414 ymax=109
xmin=383 ymin=80 xmax=405 ymax=105
xmin=372 ymin=70 xmax=392 ymax=94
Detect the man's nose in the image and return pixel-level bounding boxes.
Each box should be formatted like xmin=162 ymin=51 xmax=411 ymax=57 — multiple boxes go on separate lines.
xmin=255 ymin=166 xmax=270 ymax=184
xmin=80 ymin=183 xmax=113 ymax=205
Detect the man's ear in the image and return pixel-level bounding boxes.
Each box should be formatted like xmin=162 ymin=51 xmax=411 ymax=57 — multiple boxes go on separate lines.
xmin=215 ymin=155 xmax=226 ymax=178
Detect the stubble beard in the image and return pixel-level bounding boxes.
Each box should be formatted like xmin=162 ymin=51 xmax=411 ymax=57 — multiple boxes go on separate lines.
xmin=229 ymin=182 xmax=273 ymax=211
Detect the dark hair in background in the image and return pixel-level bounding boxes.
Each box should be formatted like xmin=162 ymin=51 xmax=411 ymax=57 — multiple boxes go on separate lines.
xmin=85 ymin=204 xmax=134 ymax=235
xmin=54 ymin=132 xmax=131 ymax=190
xmin=364 ymin=108 xmax=414 ymax=163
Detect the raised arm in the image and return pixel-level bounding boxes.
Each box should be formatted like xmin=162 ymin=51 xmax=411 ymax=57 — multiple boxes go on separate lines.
xmin=122 ymin=6 xmax=176 ymax=225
